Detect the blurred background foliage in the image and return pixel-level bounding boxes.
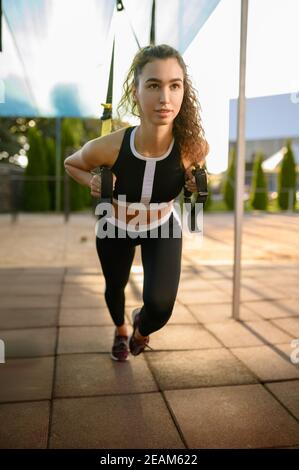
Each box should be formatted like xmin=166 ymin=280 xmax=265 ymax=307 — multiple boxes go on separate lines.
xmin=0 ymin=117 xmax=297 ymax=213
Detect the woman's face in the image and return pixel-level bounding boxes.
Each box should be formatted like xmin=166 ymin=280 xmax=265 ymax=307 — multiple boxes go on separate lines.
xmin=133 ymin=58 xmax=184 ymax=125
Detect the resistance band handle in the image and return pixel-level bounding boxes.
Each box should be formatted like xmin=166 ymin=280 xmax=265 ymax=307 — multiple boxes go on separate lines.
xmin=92 ymin=166 xmax=113 ymax=204
xmin=184 ymin=165 xmax=208 ymax=204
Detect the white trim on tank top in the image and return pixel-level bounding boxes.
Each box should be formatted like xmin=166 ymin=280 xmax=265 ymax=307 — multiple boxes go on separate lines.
xmin=130 ymin=126 xmax=174 ymax=161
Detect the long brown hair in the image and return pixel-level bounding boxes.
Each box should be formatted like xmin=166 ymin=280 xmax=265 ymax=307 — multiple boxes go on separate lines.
xmin=116 ymin=44 xmax=209 ymax=168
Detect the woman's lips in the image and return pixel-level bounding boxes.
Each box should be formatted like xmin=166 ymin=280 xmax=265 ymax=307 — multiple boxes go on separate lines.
xmin=156 ymin=110 xmax=172 ymax=116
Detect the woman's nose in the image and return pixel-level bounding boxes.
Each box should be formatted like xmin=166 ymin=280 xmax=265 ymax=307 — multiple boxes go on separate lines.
xmin=159 ymin=92 xmax=170 ymax=103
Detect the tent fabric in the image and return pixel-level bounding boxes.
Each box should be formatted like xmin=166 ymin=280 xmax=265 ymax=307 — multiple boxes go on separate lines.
xmin=262 ymin=144 xmax=299 ymax=172
xmin=0 ymin=0 xmax=220 ymax=118
xmin=0 ymin=0 xmax=115 ymax=117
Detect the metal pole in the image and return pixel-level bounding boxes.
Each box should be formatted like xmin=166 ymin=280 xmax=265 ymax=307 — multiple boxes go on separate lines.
xmin=55 ymin=117 xmax=61 ymax=212
xmin=288 ymin=188 xmax=293 ymax=213
xmin=232 ymin=0 xmax=249 ymax=320
xmin=64 ymin=171 xmax=70 ymax=223
xmin=150 ymin=0 xmax=156 ymax=45
xmin=10 ymin=173 xmax=17 ymax=224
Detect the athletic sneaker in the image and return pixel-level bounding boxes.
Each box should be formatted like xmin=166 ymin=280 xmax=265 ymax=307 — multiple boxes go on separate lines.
xmin=111 ymin=329 xmax=129 ymax=362
xmin=129 ymin=308 xmax=153 ymax=356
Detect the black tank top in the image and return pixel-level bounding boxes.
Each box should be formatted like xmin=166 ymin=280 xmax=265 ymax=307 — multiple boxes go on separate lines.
xmin=111 ymin=126 xmax=185 ymax=204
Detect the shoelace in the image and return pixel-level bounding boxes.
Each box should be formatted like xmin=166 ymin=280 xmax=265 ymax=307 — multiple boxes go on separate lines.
xmin=115 ymin=336 xmax=129 ymax=349
xmin=132 ymin=336 xmax=154 ymax=351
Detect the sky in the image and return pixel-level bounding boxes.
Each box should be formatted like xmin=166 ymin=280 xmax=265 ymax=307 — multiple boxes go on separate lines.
xmin=183 ymin=0 xmax=299 ymax=173
xmin=115 ymin=0 xmax=299 ymax=173
xmin=1 ymin=0 xmax=299 ymax=173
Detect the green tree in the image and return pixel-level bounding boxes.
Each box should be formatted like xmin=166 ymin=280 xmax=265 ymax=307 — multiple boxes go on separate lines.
xmin=222 ymin=146 xmax=236 ymax=210
xmin=23 ymin=127 xmax=50 ymax=211
xmin=249 ymin=152 xmax=268 ymax=210
xmin=278 ymin=140 xmax=296 ymax=210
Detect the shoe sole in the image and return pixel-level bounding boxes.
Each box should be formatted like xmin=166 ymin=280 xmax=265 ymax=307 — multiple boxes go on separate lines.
xmin=110 ymin=352 xmax=129 ymax=362
xmin=111 ymin=328 xmax=131 ymax=362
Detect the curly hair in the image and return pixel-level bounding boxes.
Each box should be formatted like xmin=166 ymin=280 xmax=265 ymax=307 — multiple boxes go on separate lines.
xmin=116 ymin=44 xmax=209 ymax=168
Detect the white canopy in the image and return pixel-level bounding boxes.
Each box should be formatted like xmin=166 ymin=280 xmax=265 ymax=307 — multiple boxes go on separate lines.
xmin=0 ymin=0 xmax=220 ymax=117
xmin=262 ymin=144 xmax=299 ymax=172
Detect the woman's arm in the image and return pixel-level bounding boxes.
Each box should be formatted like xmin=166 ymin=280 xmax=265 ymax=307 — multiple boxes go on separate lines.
xmin=64 ymin=148 xmax=94 ymax=188
xmin=64 ymin=134 xmax=116 ymax=197
xmin=64 ymin=136 xmax=112 ymax=186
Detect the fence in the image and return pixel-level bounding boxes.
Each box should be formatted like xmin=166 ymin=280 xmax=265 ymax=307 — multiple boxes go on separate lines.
xmin=0 ymin=172 xmax=73 ymax=222
xmin=0 ymin=171 xmax=297 ymax=221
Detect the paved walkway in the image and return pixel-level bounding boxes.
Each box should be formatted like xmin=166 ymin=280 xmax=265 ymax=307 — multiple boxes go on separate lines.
xmin=0 ymin=212 xmax=298 ymax=449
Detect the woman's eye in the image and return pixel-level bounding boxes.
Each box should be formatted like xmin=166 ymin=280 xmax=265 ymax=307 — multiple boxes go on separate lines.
xmin=149 ymin=84 xmax=180 ymax=89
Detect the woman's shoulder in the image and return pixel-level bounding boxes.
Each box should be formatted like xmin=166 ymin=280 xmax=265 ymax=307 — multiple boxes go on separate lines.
xmin=108 ymin=126 xmax=129 ymax=153
xmin=84 ymin=126 xmax=130 ymax=168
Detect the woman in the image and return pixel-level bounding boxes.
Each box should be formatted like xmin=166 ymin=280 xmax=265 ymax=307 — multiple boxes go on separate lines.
xmin=64 ymin=44 xmax=209 ymax=362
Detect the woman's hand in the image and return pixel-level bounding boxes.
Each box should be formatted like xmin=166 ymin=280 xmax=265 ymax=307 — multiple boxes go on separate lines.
xmin=184 ymin=166 xmax=209 ymax=193
xmin=90 ymin=174 xmax=101 ymax=198
xmin=90 ymin=171 xmax=116 ymax=198
xmin=184 ymin=166 xmax=198 ymax=193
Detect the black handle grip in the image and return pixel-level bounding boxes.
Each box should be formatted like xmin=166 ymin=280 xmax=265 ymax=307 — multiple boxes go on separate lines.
xmin=92 ymin=166 xmax=113 ymax=204
xmin=184 ymin=165 xmax=208 ymax=204
xmin=194 ymin=167 xmax=208 ymax=203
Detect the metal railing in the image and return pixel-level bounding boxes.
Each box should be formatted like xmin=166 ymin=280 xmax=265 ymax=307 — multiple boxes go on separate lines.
xmin=0 ymin=173 xmax=73 ymax=222
xmin=0 ymin=172 xmax=297 ymax=222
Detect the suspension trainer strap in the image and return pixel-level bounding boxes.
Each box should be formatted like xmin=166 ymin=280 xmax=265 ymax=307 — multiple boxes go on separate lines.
xmin=92 ymin=166 xmax=113 ymax=204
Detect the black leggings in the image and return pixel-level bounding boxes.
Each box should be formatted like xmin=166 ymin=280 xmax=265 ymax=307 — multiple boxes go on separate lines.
xmin=95 ymin=213 xmax=182 ymax=336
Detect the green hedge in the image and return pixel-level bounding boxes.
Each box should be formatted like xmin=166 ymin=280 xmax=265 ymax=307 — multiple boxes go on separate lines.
xmin=23 ymin=127 xmax=50 ymax=211
xmin=249 ymin=152 xmax=268 ymax=210
xmin=278 ymin=140 xmax=296 ymax=210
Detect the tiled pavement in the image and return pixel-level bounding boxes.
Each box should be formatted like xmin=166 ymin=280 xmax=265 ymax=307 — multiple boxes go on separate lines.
xmin=0 ymin=213 xmax=299 ymax=449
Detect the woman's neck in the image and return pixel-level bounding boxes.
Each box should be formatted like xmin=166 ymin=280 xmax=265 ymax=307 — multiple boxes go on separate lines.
xmin=134 ymin=124 xmax=174 ymax=157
